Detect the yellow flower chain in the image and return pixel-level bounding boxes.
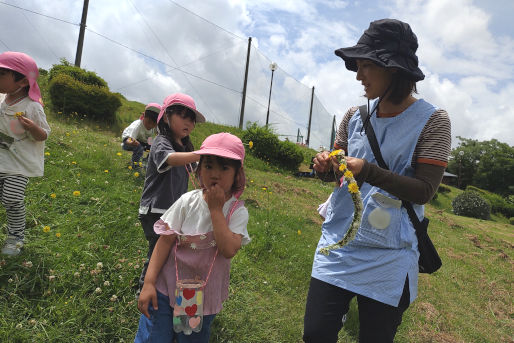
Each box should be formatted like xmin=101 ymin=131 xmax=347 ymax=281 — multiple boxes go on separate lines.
xmin=319 ymin=149 xmax=363 ymax=255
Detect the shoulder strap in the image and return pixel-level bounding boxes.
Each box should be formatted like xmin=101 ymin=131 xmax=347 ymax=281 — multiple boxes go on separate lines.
xmin=358 ymin=105 xmax=424 ymax=228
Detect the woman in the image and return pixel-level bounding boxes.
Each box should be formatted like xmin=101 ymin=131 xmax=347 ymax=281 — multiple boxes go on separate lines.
xmin=303 ymin=19 xmax=451 ymax=343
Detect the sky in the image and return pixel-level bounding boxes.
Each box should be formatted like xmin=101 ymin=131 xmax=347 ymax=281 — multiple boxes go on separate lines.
xmin=1 ymin=0 xmax=513 ymax=150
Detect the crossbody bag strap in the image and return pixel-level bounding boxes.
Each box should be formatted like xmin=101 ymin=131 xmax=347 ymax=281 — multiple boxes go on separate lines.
xmin=358 ymin=105 xmax=424 ymax=229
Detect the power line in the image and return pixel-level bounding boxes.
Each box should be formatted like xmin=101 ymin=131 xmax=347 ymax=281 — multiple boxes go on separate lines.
xmin=0 ymin=1 xmax=79 ymax=26
xmin=86 ymin=28 xmax=241 ymax=94
xmin=166 ymin=0 xmax=245 ymax=41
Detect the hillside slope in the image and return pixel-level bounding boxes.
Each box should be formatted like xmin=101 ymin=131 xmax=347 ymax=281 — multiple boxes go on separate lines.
xmin=0 ymin=113 xmax=511 ymax=342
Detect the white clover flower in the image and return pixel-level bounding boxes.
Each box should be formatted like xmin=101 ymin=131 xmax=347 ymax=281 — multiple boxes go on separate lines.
xmin=8 ymin=278 xmax=13 ymax=283
xmin=48 ymin=275 xmax=56 ymax=281
xmin=74 ymin=272 xmax=80 ymax=278
xmin=103 ymin=281 xmax=110 ymax=287
xmin=110 ymin=294 xmax=118 ymax=302
xmin=16 ymin=323 xmax=22 ymax=329
xmin=95 ymin=287 xmax=102 ymax=294
xmin=97 ymin=262 xmax=103 ymax=269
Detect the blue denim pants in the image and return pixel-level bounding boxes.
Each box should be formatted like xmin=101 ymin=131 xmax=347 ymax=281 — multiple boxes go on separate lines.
xmin=122 ymin=140 xmax=148 ymax=165
xmin=134 ymin=291 xmax=216 ymax=343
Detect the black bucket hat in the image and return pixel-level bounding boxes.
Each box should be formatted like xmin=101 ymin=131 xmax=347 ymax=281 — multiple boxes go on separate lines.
xmin=335 ymin=19 xmax=425 ymax=81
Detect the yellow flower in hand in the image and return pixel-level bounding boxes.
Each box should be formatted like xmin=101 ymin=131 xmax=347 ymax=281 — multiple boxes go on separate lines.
xmin=15 ymin=112 xmax=24 ymax=118
xmin=249 ymin=141 xmax=254 ymax=149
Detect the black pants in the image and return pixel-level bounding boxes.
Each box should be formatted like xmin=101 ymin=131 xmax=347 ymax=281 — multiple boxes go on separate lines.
xmin=303 ymin=277 xmax=410 ymax=343
xmin=137 ymin=212 xmax=162 ymax=291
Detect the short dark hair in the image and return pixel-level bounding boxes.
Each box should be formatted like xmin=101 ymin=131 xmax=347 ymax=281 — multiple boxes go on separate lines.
xmin=143 ymin=109 xmax=158 ymax=123
xmin=385 ymin=71 xmax=418 ymax=105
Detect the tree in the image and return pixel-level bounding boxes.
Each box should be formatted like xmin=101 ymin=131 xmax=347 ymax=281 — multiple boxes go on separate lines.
xmin=448 ymin=137 xmax=514 ymax=196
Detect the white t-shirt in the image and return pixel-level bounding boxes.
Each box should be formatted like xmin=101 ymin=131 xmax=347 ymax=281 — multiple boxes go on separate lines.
xmin=0 ymin=96 xmax=51 ymax=177
xmin=160 ymin=189 xmax=251 ymax=245
xmin=121 ymin=118 xmax=154 ymax=144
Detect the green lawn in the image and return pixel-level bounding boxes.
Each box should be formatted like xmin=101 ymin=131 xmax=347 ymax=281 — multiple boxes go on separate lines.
xmin=0 ymin=111 xmax=512 ymax=342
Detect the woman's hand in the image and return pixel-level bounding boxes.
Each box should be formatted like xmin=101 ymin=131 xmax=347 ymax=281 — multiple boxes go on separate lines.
xmin=345 ymin=156 xmax=365 ymax=177
xmin=137 ymin=283 xmax=157 ymax=319
xmin=312 ymin=151 xmax=334 ymax=174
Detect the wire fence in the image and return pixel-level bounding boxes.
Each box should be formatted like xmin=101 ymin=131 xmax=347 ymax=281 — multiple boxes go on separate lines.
xmin=0 ymin=0 xmax=336 ymax=151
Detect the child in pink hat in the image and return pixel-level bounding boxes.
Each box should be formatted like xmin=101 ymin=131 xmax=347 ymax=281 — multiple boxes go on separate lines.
xmin=136 ymin=93 xmax=206 ymax=295
xmin=121 ymin=102 xmax=160 ymax=167
xmin=0 ymin=51 xmax=51 ymax=256
xmin=135 ymin=132 xmax=250 ymax=343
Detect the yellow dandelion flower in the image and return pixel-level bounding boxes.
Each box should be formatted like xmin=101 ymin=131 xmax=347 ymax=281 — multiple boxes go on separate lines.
xmin=43 ymin=226 xmax=51 ymax=233
xmin=134 ymin=172 xmax=140 ymax=177
xmin=66 ymin=133 xmax=70 ymax=136
xmin=329 ymin=149 xmax=343 ymax=158
xmin=116 ymin=152 xmax=122 ymax=156
xmin=73 ymin=191 xmax=80 ymax=196
xmin=15 ymin=111 xmax=24 ymax=118
xmin=55 ymin=232 xmax=61 ymax=238
xmin=339 ymin=164 xmax=347 ymax=172
xmin=297 ymin=230 xmax=302 ymax=235
xmin=344 ymin=170 xmax=353 ymax=178
xmin=50 ymin=193 xmax=56 ymax=199
xmin=348 ymin=182 xmax=359 ymax=194
xmin=71 ymin=161 xmax=77 ymax=165
xmin=249 ymin=141 xmax=254 ymax=149
xmin=262 ymin=187 xmax=267 ymax=191
xmin=139 ymin=162 xmax=142 ymax=166
xmin=44 ymin=152 xmax=50 ymax=156
xmin=104 ymin=170 xmax=109 ymax=173
xmin=128 ymin=166 xmax=132 ymax=170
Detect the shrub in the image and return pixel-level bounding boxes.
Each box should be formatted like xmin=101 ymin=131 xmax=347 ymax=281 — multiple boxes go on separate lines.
xmin=438 ymin=184 xmax=451 ymax=193
xmin=452 ymin=190 xmax=491 ymax=220
xmin=48 ymin=61 xmax=108 ymax=88
xmin=49 ymin=73 xmax=121 ymax=123
xmin=242 ymin=123 xmax=304 ymax=171
xmin=509 ymin=217 xmax=514 ymax=225
xmin=466 ymin=185 xmax=514 ymax=218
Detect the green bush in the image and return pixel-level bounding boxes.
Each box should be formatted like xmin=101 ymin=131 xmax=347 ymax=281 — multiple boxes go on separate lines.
xmin=242 ymin=123 xmax=304 ymax=171
xmin=509 ymin=217 xmax=514 ymax=225
xmin=48 ymin=62 xmax=108 ymax=88
xmin=452 ymin=190 xmax=491 ymax=220
xmin=49 ymin=73 xmax=121 ymax=123
xmin=438 ymin=184 xmax=451 ymax=193
xmin=466 ymin=185 xmax=514 ymax=217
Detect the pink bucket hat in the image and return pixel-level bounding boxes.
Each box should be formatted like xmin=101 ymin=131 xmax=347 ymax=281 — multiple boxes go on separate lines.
xmin=157 ymin=93 xmax=206 ymax=124
xmin=193 ymin=132 xmax=246 ymax=198
xmin=0 ymin=51 xmax=42 ymax=105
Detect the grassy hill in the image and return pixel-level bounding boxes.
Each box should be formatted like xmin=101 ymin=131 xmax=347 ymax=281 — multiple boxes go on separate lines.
xmin=0 ymin=106 xmax=512 ymax=342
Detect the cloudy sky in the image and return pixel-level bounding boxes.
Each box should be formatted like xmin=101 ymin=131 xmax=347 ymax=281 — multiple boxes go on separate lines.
xmin=1 ymin=0 xmax=513 ymax=149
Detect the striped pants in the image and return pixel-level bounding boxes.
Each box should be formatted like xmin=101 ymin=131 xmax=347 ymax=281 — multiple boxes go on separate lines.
xmin=0 ymin=173 xmax=29 ymax=240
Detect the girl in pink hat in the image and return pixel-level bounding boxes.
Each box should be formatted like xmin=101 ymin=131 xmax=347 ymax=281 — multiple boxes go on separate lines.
xmin=121 ymin=102 xmax=160 ymax=167
xmin=137 ymin=93 xmax=206 ymax=295
xmin=0 ymin=51 xmax=51 ymax=256
xmin=135 ymin=132 xmax=250 ymax=343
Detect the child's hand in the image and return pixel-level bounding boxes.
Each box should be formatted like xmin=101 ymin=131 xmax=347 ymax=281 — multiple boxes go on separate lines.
xmin=137 ymin=283 xmax=158 ymax=318
xmin=17 ymin=115 xmax=36 ymax=131
xmin=205 ymin=184 xmax=225 ymax=212
xmin=127 ymin=138 xmax=140 ymax=147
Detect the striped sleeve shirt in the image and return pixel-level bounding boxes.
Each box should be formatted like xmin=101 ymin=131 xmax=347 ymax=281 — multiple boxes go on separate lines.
xmin=334 ymin=106 xmax=451 ymax=168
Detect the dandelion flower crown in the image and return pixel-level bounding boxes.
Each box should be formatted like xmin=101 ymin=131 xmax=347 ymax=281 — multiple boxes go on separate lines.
xmin=318 ymin=149 xmax=363 ymax=255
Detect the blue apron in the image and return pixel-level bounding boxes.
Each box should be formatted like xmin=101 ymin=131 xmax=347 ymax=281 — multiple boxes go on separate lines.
xmin=311 ymin=98 xmax=436 ymax=306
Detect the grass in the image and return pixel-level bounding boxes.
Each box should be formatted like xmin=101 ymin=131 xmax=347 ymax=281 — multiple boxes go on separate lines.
xmin=0 ymin=106 xmax=512 ymax=342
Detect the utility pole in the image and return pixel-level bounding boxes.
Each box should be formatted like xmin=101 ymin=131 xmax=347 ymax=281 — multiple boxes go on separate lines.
xmin=239 ymin=37 xmax=252 ymax=129
xmin=330 ymin=115 xmax=336 ymax=149
xmin=306 ymin=86 xmax=314 ymax=147
xmin=74 ymin=0 xmax=89 ymax=67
